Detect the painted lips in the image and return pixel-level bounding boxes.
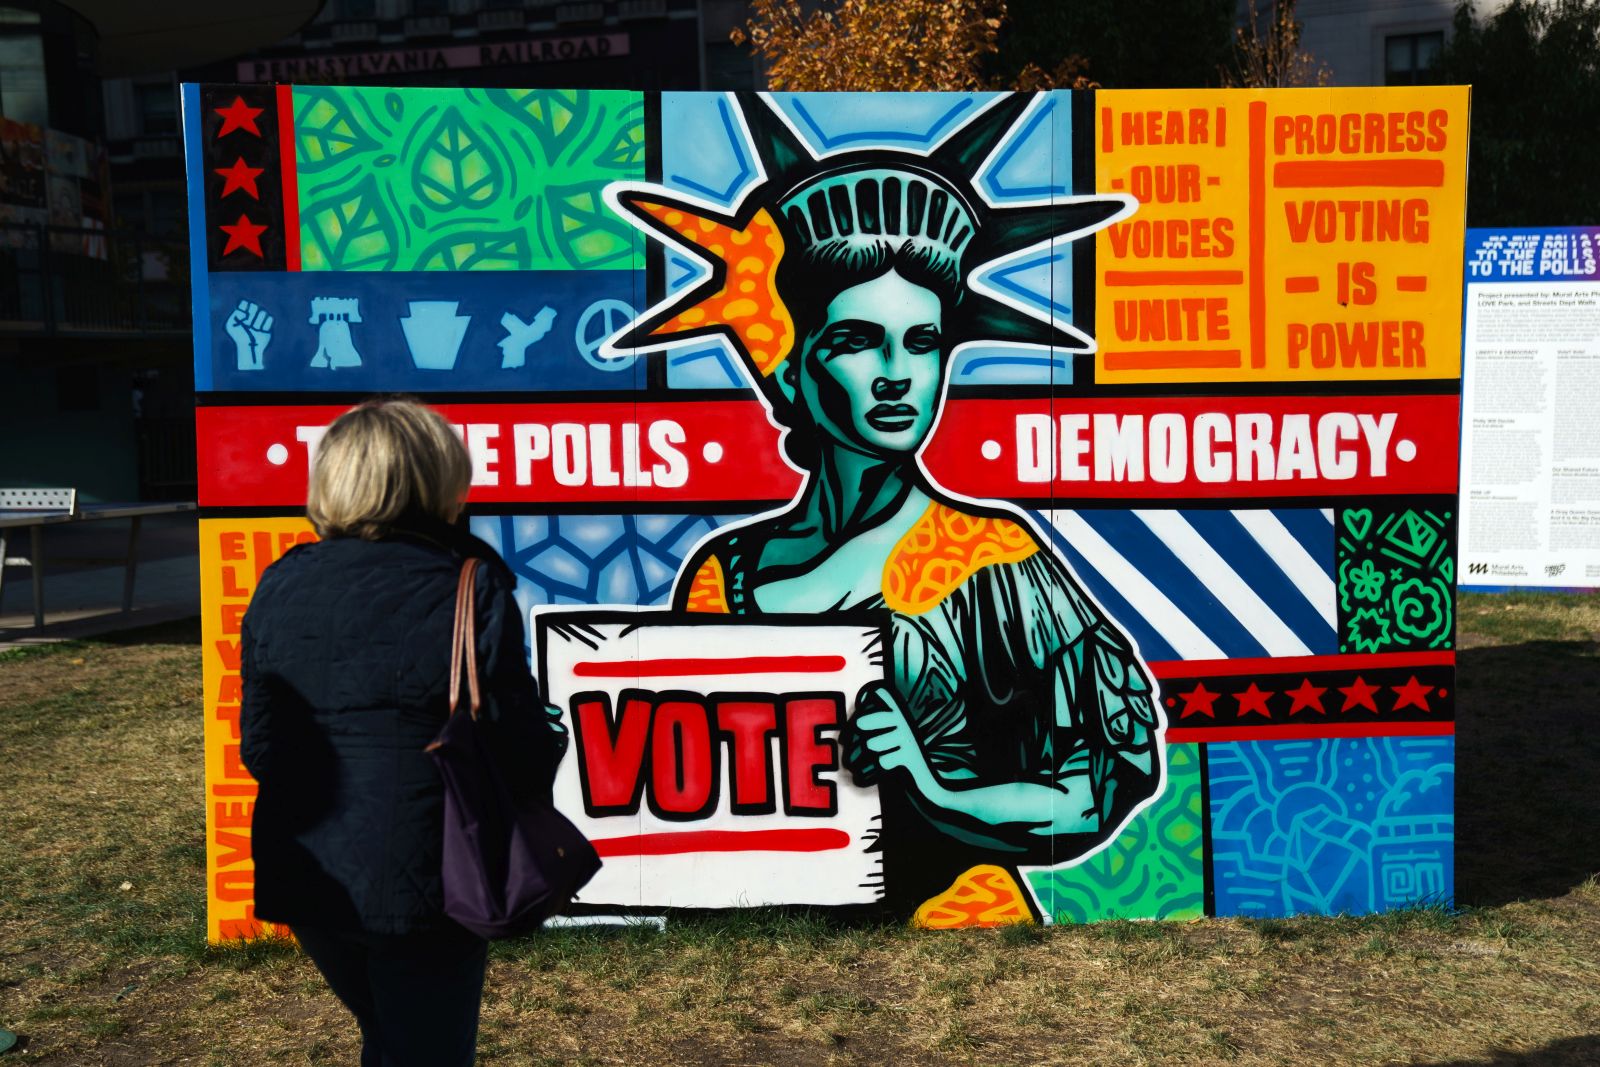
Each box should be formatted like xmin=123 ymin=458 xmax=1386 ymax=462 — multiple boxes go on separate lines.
xmin=866 ymin=403 xmax=919 ymax=432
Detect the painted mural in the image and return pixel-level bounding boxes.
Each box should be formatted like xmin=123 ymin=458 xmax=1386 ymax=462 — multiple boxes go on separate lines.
xmin=186 ymin=85 xmax=1468 ymax=938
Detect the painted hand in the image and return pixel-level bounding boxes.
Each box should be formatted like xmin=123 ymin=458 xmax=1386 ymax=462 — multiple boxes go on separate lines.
xmin=543 ymin=702 xmax=570 ymax=762
xmin=845 ymin=682 xmax=934 ymax=796
xmin=224 ymin=299 xmax=273 ymax=371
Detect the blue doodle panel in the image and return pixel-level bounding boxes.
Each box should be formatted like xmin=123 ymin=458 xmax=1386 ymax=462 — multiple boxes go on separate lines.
xmin=1208 ymin=737 xmax=1455 ymax=917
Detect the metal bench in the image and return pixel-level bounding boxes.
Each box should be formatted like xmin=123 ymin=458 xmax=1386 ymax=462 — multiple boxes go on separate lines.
xmin=0 ymin=489 xmax=196 ymax=631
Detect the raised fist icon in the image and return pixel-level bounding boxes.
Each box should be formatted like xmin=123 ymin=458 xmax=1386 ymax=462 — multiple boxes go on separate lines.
xmin=225 ymin=299 xmax=273 ymax=371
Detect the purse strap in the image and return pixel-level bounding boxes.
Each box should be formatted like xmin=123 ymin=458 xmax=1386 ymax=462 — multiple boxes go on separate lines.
xmin=448 ymin=557 xmax=483 ymax=719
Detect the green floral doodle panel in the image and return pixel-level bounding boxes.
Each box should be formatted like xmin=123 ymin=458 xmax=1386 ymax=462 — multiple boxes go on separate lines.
xmin=1337 ymin=504 xmax=1456 ymax=654
xmin=293 ymin=87 xmax=646 ymax=271
xmin=1024 ymin=744 xmax=1205 ymax=923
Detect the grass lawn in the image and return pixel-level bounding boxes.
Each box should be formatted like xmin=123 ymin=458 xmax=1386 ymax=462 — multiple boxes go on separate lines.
xmin=1 ymin=594 xmax=1597 ymax=1065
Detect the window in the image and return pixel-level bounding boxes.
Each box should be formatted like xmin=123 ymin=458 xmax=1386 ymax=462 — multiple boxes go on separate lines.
xmin=338 ymin=0 xmax=378 ymax=18
xmin=1385 ymin=31 xmax=1443 ymax=85
xmin=0 ymin=29 xmax=47 ymax=127
xmin=135 ymin=83 xmax=177 ymax=136
xmin=413 ymin=0 xmax=450 ymax=13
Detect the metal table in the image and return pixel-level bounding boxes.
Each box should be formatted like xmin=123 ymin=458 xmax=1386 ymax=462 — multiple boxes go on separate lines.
xmin=0 ymin=493 xmax=197 ymax=630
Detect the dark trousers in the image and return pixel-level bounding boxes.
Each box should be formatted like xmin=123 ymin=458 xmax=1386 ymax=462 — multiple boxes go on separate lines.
xmin=292 ymin=924 xmax=489 ymax=1067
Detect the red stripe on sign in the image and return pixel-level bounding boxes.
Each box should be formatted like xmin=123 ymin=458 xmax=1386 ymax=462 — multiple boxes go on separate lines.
xmin=574 ymin=655 xmax=849 ymax=678
xmin=1148 ymin=650 xmax=1455 ymax=679
xmin=1248 ymin=101 xmax=1266 ymax=369
xmin=1103 ymin=349 xmax=1242 ymax=371
xmin=1284 ymin=276 xmax=1319 ymax=293
xmin=1103 ymin=270 xmax=1243 ymax=287
xmin=275 ymin=83 xmax=300 ymax=271
xmin=1165 ymin=721 xmax=1454 ymax=743
xmin=1273 ymin=159 xmax=1446 ymax=188
xmin=590 ymin=829 xmax=852 ymax=857
xmin=1396 ymin=275 xmax=1428 ymax=292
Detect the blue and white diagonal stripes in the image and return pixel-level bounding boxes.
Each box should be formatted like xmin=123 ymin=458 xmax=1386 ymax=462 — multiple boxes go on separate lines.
xmin=1035 ymin=508 xmax=1337 ymax=661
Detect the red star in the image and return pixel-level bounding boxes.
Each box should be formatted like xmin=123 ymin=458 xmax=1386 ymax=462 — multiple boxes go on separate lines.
xmin=1235 ymin=683 xmax=1274 ymax=718
xmin=219 ymin=214 xmax=268 ymax=257
xmin=1285 ymin=678 xmax=1328 ymax=715
xmin=1177 ymin=683 xmax=1219 ymax=719
xmin=1391 ymin=675 xmax=1435 ymax=713
xmin=214 ymin=157 xmax=264 ymax=199
xmin=1339 ymin=676 xmax=1381 ymax=713
xmin=215 ymin=96 xmax=263 ymax=138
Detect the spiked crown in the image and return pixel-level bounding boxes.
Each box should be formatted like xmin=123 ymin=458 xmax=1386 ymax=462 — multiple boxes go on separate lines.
xmin=608 ymin=92 xmax=1130 ymax=386
xmin=777 ymin=164 xmax=977 ymax=278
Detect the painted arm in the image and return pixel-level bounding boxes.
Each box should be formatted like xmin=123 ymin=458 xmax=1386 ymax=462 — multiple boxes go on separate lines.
xmin=850 ymin=683 xmax=1102 ymax=845
xmin=846 ymin=553 xmax=1162 ymax=853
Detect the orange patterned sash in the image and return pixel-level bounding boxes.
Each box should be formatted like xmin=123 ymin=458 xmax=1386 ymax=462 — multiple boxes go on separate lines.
xmin=882 ymin=503 xmax=1038 ymax=615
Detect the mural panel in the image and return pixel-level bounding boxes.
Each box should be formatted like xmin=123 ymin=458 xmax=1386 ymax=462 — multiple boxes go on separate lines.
xmin=185 ymin=85 xmax=1467 ymax=937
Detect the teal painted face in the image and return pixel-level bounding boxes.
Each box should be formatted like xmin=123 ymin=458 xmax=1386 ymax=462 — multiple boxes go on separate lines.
xmin=794 ymin=270 xmax=947 ymax=457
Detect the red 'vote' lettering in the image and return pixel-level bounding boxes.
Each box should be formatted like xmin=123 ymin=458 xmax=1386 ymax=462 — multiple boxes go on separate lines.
xmin=573 ymin=694 xmax=652 ymax=811
xmin=569 ymin=692 xmax=843 ymax=819
xmin=718 ymin=701 xmax=779 ymax=809
xmin=651 ymin=700 xmax=716 ymax=815
xmin=785 ymin=697 xmax=839 ymax=814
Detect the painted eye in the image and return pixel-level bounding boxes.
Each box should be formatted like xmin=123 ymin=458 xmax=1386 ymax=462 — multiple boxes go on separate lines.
xmin=822 ymin=323 xmax=883 ymax=356
xmin=905 ymin=326 xmax=941 ymax=354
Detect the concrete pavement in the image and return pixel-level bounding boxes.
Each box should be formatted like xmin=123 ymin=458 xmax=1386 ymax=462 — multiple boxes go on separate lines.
xmin=0 ymin=512 xmax=200 ymax=650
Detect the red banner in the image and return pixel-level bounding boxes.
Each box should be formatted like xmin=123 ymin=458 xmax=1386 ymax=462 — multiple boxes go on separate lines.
xmin=196 ymin=393 xmax=1458 ymax=507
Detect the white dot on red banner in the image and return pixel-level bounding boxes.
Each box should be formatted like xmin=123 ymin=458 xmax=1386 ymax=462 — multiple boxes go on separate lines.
xmin=1396 ymin=439 xmax=1417 ymax=462
xmin=266 ymin=443 xmax=289 ymax=466
xmin=702 ymin=442 xmax=724 ymax=463
xmin=980 ymin=440 xmax=1002 ymax=461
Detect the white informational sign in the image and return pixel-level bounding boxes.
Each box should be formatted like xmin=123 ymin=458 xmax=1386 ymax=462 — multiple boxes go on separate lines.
xmin=1459 ymin=228 xmax=1600 ymax=588
xmin=538 ymin=612 xmax=887 ymax=908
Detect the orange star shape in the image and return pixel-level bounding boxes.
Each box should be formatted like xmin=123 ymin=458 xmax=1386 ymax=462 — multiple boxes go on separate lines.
xmin=1285 ymin=678 xmax=1327 ymax=715
xmin=215 ymin=96 xmax=263 ymax=138
xmin=214 ymin=157 xmax=264 ymax=199
xmin=1234 ymin=683 xmax=1274 ymax=719
xmin=219 ymin=214 xmax=268 ymax=257
xmin=1391 ymin=675 xmax=1435 ymax=713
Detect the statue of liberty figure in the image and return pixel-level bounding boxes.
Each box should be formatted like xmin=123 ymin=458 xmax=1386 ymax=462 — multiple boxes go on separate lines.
xmin=605 ymin=94 xmax=1166 ymax=923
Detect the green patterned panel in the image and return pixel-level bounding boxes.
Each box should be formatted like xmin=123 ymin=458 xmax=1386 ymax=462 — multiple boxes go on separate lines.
xmin=292 ymin=86 xmax=644 ymax=271
xmin=1336 ymin=506 xmax=1455 ymax=653
xmin=1025 ymin=743 xmax=1205 ymax=923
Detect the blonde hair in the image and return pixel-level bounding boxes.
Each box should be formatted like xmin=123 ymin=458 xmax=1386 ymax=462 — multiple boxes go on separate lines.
xmin=306 ymin=398 xmax=471 ymax=540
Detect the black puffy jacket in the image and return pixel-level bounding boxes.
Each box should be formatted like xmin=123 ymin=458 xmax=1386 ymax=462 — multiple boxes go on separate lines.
xmin=240 ymin=514 xmax=558 ymax=934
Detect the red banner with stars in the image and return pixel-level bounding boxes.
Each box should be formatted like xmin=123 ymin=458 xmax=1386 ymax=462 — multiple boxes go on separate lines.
xmin=1149 ymin=650 xmax=1454 ymax=742
xmin=198 ymin=84 xmax=293 ymax=272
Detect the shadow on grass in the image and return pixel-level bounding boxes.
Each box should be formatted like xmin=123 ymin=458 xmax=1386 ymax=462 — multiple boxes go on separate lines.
xmin=1412 ymin=1034 xmax=1600 ymax=1066
xmin=88 ymin=616 xmax=201 ymax=647
xmin=1456 ymin=639 xmax=1600 ymax=907
xmin=0 ymin=616 xmax=200 ymax=660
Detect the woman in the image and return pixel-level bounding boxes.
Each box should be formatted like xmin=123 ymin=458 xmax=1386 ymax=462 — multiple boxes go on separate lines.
xmin=240 ymin=398 xmax=564 ymax=1066
xmin=614 ymin=96 xmax=1165 ymax=915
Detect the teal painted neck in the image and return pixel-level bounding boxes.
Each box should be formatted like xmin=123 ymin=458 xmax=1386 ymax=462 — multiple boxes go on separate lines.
xmin=801 ymin=439 xmax=920 ymax=542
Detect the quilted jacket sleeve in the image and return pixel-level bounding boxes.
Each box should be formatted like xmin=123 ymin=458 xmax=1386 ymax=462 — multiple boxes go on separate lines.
xmin=473 ymin=564 xmax=565 ymax=797
xmin=238 ymin=603 xmax=275 ymax=783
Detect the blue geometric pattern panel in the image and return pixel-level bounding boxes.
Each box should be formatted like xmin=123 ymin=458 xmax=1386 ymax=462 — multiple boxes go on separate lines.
xmin=471 ymin=513 xmax=750 ymax=658
xmin=1037 ymin=508 xmax=1337 ymax=662
xmin=1208 ymin=737 xmax=1455 ymax=918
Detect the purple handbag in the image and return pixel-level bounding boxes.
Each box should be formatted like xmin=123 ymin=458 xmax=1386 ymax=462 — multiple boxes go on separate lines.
xmin=426 ymin=558 xmax=600 ymax=939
